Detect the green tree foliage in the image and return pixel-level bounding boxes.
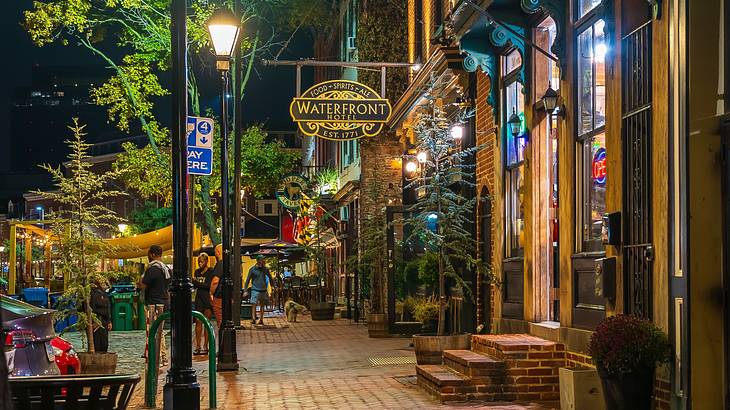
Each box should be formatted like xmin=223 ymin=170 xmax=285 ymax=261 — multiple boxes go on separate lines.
xmin=34 ymin=120 xmax=125 ymax=352
xmin=1 ymin=239 xmax=44 ymax=261
xmin=417 ymin=251 xmax=439 ymax=294
xmin=23 ymin=1 xmax=306 ymax=243
xmin=394 ymin=258 xmax=419 ymax=300
xmin=356 ymin=0 xmax=408 ymax=99
xmin=129 ymin=202 xmax=173 ymax=234
xmin=405 ymin=73 xmax=492 ymax=335
xmin=240 ymin=125 xmax=301 ymax=198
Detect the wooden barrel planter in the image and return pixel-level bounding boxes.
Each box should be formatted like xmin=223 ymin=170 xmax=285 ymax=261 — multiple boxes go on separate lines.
xmin=367 ymin=313 xmax=388 ymax=338
xmin=78 ymin=352 xmax=117 ymax=374
xmin=413 ymin=333 xmax=471 ymax=365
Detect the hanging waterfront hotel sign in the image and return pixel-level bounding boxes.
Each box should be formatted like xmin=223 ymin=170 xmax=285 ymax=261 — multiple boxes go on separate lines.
xmin=276 ymin=174 xmax=309 ymax=209
xmin=290 ymin=80 xmax=392 ymax=141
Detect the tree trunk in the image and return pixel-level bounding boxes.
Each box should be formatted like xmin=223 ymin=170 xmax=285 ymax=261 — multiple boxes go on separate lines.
xmin=85 ymin=298 xmax=95 ymax=353
xmin=200 ymin=177 xmax=219 ymax=245
xmin=437 ymin=252 xmax=446 ymax=336
xmin=435 ymin=157 xmax=446 ymax=336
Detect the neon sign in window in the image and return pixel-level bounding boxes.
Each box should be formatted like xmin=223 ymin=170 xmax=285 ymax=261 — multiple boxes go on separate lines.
xmin=592 ymin=147 xmax=607 ymax=185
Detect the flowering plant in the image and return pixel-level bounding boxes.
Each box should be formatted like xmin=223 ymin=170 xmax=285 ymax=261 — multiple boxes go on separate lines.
xmin=588 ymin=314 xmax=670 ymax=378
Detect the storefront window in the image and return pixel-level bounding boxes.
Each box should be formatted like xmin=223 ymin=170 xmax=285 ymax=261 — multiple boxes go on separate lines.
xmin=578 ymin=0 xmax=602 ymax=19
xmin=503 ymin=50 xmax=525 ymax=257
xmin=504 ymin=49 xmax=521 ymax=75
xmin=583 ymin=133 xmax=606 ymax=243
xmin=576 ymin=16 xmax=607 ymax=251
xmin=506 ymin=164 xmax=524 ymax=254
xmin=505 ymin=81 xmax=526 ymax=164
xmin=578 ymin=20 xmax=606 ymax=136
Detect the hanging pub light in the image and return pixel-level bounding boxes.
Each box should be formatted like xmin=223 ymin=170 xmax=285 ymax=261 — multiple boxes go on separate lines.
xmin=450 ymin=124 xmax=464 ymax=140
xmin=508 ymin=108 xmax=522 ymax=137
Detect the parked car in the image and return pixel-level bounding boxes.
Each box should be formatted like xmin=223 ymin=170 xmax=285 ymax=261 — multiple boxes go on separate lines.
xmin=51 ymin=336 xmax=80 ymax=374
xmin=2 ymin=294 xmax=63 ymax=376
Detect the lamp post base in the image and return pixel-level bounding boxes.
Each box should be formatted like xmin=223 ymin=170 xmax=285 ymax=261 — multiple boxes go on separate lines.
xmin=163 ymin=379 xmax=200 ymax=410
xmin=217 ymin=326 xmax=239 ymax=371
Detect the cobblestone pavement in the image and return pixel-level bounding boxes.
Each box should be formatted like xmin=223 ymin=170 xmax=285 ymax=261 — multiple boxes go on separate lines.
xmin=67 ymin=312 xmax=555 ymax=409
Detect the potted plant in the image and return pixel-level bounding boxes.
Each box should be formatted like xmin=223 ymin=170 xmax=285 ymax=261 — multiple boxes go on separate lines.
xmin=402 ymin=295 xmax=417 ymax=322
xmin=345 ymin=180 xmax=390 ymax=336
xmin=36 ymin=120 xmax=124 ymax=374
xmin=412 ymin=297 xmax=438 ymax=333
xmin=406 ymin=73 xmax=489 ymax=363
xmin=588 ymin=314 xmax=670 ymax=410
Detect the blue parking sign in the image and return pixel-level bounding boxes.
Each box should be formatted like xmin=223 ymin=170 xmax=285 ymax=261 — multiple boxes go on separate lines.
xmin=187 ymin=116 xmax=214 ymax=149
xmin=187 ymin=147 xmax=213 ymax=176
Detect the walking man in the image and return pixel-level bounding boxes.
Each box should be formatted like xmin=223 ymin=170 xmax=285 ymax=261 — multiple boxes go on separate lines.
xmin=244 ymin=255 xmax=273 ymax=326
xmin=138 ymin=245 xmax=170 ymax=367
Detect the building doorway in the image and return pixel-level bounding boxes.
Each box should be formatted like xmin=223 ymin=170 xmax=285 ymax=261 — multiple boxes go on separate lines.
xmin=622 ymin=19 xmax=654 ymax=319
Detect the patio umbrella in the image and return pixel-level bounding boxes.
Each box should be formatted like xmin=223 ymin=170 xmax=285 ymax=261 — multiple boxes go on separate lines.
xmin=259 ymin=239 xmax=300 ymax=249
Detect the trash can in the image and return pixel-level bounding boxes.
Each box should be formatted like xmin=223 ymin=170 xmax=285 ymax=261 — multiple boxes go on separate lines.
xmin=22 ymin=287 xmax=49 ymax=308
xmin=110 ymin=291 xmax=135 ymax=331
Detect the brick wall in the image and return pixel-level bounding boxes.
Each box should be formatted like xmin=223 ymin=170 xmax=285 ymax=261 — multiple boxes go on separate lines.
xmin=565 ymin=351 xmax=593 ymax=368
xmin=474 ymin=71 xmax=498 ymax=326
xmin=360 ymin=132 xmax=403 ymax=316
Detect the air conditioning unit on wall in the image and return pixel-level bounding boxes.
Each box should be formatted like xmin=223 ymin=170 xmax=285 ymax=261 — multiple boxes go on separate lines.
xmin=257 ymin=200 xmax=279 ymax=217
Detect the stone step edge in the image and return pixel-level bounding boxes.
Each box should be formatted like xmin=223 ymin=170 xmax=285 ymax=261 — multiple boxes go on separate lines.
xmin=415 ymin=364 xmax=468 ymax=387
xmin=471 ymin=334 xmax=566 ymax=353
xmin=442 ymin=349 xmax=506 ymax=369
xmin=416 ymin=364 xmax=509 ymax=388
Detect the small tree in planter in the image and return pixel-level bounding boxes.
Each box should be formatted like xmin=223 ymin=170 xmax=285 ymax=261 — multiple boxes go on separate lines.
xmin=345 ymin=181 xmax=389 ymax=335
xmin=588 ymin=314 xmax=670 ymax=410
xmin=36 ymin=119 xmax=124 ymax=373
xmin=295 ymin=169 xmax=339 ymax=319
xmin=404 ymin=73 xmax=494 ymax=363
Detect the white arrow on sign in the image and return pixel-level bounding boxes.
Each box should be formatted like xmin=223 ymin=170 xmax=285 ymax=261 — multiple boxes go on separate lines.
xmin=195 ymin=118 xmax=214 ymax=148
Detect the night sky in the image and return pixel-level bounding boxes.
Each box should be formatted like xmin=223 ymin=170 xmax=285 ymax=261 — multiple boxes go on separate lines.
xmin=0 ymin=1 xmax=314 ymax=206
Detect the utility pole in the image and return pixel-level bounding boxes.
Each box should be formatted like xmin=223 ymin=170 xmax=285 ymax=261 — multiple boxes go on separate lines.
xmin=163 ymin=0 xmax=200 ymax=407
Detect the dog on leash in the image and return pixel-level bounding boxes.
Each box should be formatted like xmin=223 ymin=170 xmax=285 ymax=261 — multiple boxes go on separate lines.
xmin=284 ymin=299 xmax=307 ymax=322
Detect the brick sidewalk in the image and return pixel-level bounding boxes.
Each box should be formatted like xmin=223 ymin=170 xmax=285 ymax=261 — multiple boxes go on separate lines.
xmin=128 ymin=313 xmax=556 ymax=409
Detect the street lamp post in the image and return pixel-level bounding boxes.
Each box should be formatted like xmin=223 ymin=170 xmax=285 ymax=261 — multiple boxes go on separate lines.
xmin=208 ymin=8 xmax=240 ymax=372
xmin=163 ymin=0 xmax=199 ymax=407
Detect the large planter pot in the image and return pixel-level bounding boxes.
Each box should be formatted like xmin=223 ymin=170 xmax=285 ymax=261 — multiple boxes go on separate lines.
xmin=78 ymin=352 xmax=117 ymax=374
xmin=597 ymin=365 xmax=653 ymax=410
xmin=367 ymin=313 xmax=388 ymax=338
xmin=310 ymin=302 xmax=336 ymax=321
xmin=413 ymin=333 xmax=471 ymax=365
xmin=559 ymin=367 xmax=605 ymax=410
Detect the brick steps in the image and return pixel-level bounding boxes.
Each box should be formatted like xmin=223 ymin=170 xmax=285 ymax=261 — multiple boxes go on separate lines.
xmin=416 ymin=334 xmax=565 ymax=403
xmin=416 ymin=364 xmax=508 ymax=403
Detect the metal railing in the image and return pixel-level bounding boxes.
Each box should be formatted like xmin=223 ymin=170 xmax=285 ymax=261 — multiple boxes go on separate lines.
xmin=144 ymin=310 xmax=217 ymax=408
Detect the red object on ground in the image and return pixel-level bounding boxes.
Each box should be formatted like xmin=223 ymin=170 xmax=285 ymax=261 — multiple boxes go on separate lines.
xmin=51 ymin=336 xmax=80 ymax=374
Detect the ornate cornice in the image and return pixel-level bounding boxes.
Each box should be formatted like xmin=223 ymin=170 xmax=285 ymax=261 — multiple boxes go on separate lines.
xmin=521 ymin=0 xmax=541 ymax=14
